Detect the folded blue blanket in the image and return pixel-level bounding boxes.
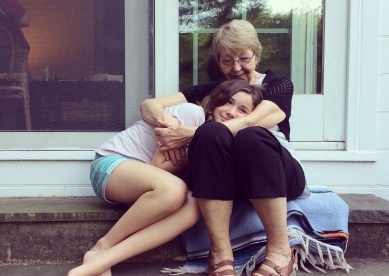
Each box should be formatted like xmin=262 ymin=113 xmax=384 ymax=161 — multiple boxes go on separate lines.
xmin=162 ymin=186 xmax=352 ymax=275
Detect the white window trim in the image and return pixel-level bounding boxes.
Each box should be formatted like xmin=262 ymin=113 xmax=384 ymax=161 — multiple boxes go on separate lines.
xmin=291 ymin=6 xmax=318 ymax=95
xmin=154 ymin=0 xmax=179 ymax=97
xmin=345 ymin=0 xmax=379 ymax=152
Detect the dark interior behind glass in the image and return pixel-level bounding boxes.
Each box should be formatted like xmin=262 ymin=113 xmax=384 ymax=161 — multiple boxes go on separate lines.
xmin=0 ymin=0 xmax=125 ymax=131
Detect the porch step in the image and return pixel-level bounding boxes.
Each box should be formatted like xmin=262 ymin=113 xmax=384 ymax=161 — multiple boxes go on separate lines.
xmin=0 ymin=194 xmax=388 ymax=267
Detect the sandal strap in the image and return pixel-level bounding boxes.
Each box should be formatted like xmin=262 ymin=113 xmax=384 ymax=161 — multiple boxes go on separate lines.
xmin=260 ymin=256 xmax=295 ymax=276
xmin=207 ymin=254 xmax=236 ymax=276
xmin=262 ymin=259 xmax=282 ymax=274
xmin=252 ymin=268 xmax=276 ymax=276
xmin=211 ymin=259 xmax=234 ymax=270
xmin=208 ymin=268 xmax=237 ymax=276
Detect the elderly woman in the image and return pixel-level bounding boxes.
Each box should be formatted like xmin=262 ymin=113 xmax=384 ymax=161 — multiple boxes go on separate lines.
xmin=141 ymin=19 xmax=307 ymax=276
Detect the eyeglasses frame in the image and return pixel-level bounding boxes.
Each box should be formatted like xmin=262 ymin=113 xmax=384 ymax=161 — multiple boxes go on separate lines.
xmin=219 ymin=52 xmax=256 ymax=67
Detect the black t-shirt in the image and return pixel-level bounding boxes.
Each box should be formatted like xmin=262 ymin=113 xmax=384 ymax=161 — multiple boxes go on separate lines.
xmin=181 ymin=69 xmax=293 ymax=141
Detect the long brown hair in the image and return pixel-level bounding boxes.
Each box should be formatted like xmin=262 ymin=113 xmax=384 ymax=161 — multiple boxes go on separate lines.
xmin=201 ymin=79 xmax=264 ymax=121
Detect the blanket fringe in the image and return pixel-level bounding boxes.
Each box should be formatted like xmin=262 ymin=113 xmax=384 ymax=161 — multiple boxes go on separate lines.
xmin=160 ymin=266 xmax=190 ymax=275
xmin=289 ymin=229 xmax=352 ymax=274
xmin=244 ymin=246 xmax=267 ymax=275
xmin=244 ymin=229 xmax=352 ymax=276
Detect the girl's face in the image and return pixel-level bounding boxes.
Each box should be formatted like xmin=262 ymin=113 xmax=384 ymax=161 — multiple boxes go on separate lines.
xmin=213 ymin=91 xmax=254 ymax=122
xmin=219 ymin=49 xmax=258 ymax=84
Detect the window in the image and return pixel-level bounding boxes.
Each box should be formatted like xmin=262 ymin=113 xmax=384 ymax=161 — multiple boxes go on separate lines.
xmin=0 ymin=0 xmax=151 ymax=150
xmin=1 ymin=0 xmax=125 ymax=132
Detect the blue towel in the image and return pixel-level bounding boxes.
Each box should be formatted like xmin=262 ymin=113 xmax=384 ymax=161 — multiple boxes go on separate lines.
xmin=162 ymin=187 xmax=352 ymax=275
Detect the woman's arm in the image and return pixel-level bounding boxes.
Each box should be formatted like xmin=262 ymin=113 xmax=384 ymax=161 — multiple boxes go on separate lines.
xmin=140 ymin=93 xmax=187 ymax=125
xmin=140 ymin=93 xmax=196 ymax=165
xmin=223 ymin=100 xmax=286 ymax=136
xmin=155 ymin=121 xmax=197 ymax=149
xmin=150 ymin=100 xmax=191 ymax=172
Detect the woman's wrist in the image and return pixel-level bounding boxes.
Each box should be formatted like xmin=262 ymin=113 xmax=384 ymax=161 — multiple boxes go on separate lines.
xmin=181 ymin=125 xmax=197 ymax=145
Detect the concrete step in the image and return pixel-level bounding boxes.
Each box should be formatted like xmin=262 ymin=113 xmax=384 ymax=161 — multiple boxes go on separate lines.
xmin=0 ymin=194 xmax=388 ymax=267
xmin=0 ymin=258 xmax=388 ymax=276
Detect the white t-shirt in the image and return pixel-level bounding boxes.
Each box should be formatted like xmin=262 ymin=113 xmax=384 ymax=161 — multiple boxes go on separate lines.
xmin=95 ymin=103 xmax=205 ymax=164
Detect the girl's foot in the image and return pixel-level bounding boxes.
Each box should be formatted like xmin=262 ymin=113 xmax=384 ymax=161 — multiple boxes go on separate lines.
xmin=67 ymin=250 xmax=112 ymax=276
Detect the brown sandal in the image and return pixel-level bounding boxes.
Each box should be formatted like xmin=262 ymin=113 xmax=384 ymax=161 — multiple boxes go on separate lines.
xmin=207 ymin=252 xmax=237 ymax=276
xmin=252 ymin=254 xmax=296 ymax=276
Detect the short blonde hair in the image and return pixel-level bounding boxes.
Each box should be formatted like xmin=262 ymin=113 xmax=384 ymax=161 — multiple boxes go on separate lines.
xmin=212 ymin=19 xmax=262 ymax=65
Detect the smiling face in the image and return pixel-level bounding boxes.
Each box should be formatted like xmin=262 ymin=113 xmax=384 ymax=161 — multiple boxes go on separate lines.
xmin=212 ymin=91 xmax=255 ymax=122
xmin=219 ymin=49 xmax=258 ymax=84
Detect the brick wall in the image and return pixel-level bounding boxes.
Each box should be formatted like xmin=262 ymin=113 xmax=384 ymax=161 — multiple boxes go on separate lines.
xmin=19 ymin=0 xmax=95 ymax=80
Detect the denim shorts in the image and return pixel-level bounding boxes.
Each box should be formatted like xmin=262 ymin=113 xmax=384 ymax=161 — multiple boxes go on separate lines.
xmin=90 ymin=153 xmax=131 ymax=204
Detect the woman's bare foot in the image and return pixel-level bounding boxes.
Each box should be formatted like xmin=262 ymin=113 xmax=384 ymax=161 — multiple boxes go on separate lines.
xmin=207 ymin=250 xmax=236 ymax=276
xmin=67 ymin=249 xmax=112 ymax=276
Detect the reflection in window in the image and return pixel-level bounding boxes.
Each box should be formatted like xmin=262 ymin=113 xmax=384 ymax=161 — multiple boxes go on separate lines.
xmin=0 ymin=0 xmax=125 ymax=131
xmin=179 ymin=0 xmax=323 ymax=95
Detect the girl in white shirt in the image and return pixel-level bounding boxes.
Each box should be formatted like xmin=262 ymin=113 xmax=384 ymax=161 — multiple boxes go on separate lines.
xmin=68 ymin=79 xmax=263 ymax=276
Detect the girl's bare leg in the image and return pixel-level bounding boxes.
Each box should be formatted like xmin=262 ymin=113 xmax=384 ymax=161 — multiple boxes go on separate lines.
xmin=68 ymin=160 xmax=188 ymax=276
xmin=101 ymin=160 xmax=189 ymax=247
xmin=67 ymin=194 xmax=200 ymax=276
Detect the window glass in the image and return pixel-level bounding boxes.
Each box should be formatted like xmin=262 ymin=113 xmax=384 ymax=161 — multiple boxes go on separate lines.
xmin=178 ymin=0 xmax=323 ymax=95
xmin=0 ymin=0 xmax=125 ymax=131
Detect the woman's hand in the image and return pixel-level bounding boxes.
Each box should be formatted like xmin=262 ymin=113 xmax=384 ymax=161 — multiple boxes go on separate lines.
xmin=151 ymin=144 xmax=188 ymax=174
xmin=140 ymin=93 xmax=187 ymax=125
xmin=155 ymin=120 xmax=195 ymax=165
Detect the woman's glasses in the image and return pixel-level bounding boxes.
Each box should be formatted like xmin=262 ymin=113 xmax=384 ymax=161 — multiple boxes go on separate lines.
xmin=220 ymin=53 xmax=255 ymax=67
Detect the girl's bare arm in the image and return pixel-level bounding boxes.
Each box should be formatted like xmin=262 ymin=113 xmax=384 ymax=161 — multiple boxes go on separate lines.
xmin=151 ymin=146 xmax=188 ymax=174
xmin=223 ymin=100 xmax=286 ymax=136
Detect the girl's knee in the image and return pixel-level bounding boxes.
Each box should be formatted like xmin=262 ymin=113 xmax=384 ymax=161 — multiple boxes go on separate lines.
xmin=159 ymin=178 xmax=188 ymax=212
